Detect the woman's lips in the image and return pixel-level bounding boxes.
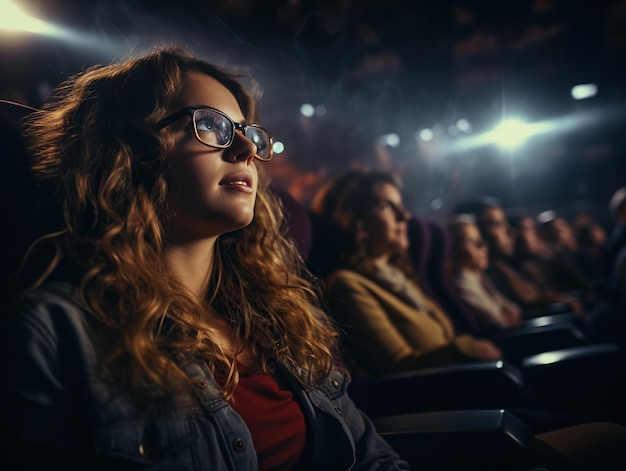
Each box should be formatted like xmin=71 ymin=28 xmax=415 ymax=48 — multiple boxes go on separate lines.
xmin=219 ymin=173 xmax=254 ymax=193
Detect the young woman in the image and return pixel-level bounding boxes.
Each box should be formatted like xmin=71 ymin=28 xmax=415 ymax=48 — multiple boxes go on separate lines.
xmin=0 ymin=46 xmax=410 ymax=470
xmin=318 ymin=171 xmax=502 ymax=378
xmin=447 ymin=215 xmax=522 ymax=333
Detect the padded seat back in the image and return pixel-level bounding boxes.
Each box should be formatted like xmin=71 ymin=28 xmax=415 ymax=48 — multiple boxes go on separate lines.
xmin=374 ymin=409 xmax=535 ymax=471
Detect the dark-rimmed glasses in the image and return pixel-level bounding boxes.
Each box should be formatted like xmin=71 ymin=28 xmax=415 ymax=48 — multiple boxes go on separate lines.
xmin=157 ymin=106 xmax=274 ymax=161
xmin=464 ymin=238 xmax=487 ymax=249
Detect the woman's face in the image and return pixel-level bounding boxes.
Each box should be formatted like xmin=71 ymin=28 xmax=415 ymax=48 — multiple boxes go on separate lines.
xmin=361 ymin=182 xmax=410 ymax=259
xmin=551 ymin=217 xmax=577 ymax=251
xmin=163 ymin=72 xmax=259 ymax=241
xmin=517 ymin=217 xmax=543 ymax=256
xmin=459 ymin=223 xmax=489 ymax=271
xmin=481 ymin=207 xmax=514 ymax=257
xmin=589 ymin=224 xmax=606 ymax=246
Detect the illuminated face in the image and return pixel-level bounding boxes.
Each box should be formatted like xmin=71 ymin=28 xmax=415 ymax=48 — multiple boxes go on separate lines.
xmin=588 ymin=224 xmax=606 ymax=246
xmin=481 ymin=207 xmax=514 ymax=257
xmin=516 ymin=217 xmax=543 ymax=256
xmin=163 ymin=72 xmax=259 ymax=240
xmin=459 ymin=223 xmax=489 ymax=271
xmin=550 ymin=217 xmax=577 ymax=251
xmin=361 ymin=182 xmax=410 ymax=258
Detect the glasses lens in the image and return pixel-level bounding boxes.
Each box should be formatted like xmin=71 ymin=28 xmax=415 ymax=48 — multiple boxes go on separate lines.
xmin=245 ymin=126 xmax=272 ymax=160
xmin=193 ymin=109 xmax=232 ymax=147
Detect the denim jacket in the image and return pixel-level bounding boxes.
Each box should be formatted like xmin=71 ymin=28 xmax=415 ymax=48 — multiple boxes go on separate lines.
xmin=0 ymin=282 xmax=412 ymax=470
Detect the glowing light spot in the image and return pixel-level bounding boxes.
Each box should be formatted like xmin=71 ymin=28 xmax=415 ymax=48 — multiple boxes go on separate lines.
xmin=272 ymin=141 xmax=285 ymax=154
xmin=571 ymin=83 xmax=598 ymax=100
xmin=379 ymin=133 xmax=400 ymax=148
xmin=456 ymin=118 xmax=472 ymax=133
xmin=430 ymin=198 xmax=443 ymax=211
xmin=0 ymin=1 xmax=58 ymax=34
xmin=418 ymin=128 xmax=434 ymax=142
xmin=0 ymin=1 xmax=126 ymax=56
xmin=300 ymin=103 xmax=315 ymax=118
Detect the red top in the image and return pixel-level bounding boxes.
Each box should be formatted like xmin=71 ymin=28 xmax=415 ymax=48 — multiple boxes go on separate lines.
xmin=216 ymin=363 xmax=307 ymax=471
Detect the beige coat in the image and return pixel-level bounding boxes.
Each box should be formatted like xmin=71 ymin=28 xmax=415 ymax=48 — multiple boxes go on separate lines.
xmin=324 ymin=269 xmax=474 ymax=378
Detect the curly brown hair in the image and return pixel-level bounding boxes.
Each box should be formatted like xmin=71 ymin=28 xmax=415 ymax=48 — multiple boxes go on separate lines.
xmin=20 ymin=45 xmax=337 ymax=403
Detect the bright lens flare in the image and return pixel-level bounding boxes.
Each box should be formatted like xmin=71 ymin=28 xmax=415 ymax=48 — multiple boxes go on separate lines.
xmin=485 ymin=119 xmax=534 ymax=149
xmin=0 ymin=0 xmax=125 ymax=56
xmin=479 ymin=119 xmax=555 ymax=149
xmin=0 ymin=1 xmax=58 ymax=34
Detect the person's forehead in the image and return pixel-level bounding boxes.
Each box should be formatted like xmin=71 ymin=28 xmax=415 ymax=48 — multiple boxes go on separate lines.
xmin=373 ymin=182 xmax=401 ymax=199
xmin=176 ymin=72 xmax=244 ymax=120
xmin=553 ymin=218 xmax=568 ymax=228
xmin=464 ymin=224 xmax=480 ymax=236
xmin=484 ymin=207 xmax=505 ymax=221
xmin=520 ymin=217 xmax=535 ymax=229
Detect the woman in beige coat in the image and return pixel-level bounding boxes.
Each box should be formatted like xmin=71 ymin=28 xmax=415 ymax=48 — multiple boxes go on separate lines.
xmin=316 ymin=170 xmax=501 ymax=378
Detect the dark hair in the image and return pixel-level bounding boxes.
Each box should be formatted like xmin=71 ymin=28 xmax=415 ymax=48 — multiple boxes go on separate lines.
xmin=314 ymin=170 xmax=414 ymax=275
xmin=449 ymin=196 xmax=501 ymax=235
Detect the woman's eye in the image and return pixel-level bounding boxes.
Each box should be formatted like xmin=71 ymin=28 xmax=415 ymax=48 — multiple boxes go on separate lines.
xmin=376 ymin=200 xmax=394 ymax=211
xmin=196 ymin=117 xmax=218 ymax=131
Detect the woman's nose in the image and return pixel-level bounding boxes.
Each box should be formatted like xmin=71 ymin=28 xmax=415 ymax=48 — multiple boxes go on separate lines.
xmin=396 ymin=208 xmax=411 ymax=222
xmin=225 ymin=130 xmax=256 ymax=164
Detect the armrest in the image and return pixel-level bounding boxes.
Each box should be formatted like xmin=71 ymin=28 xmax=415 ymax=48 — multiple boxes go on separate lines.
xmin=524 ymin=302 xmax=573 ymax=318
xmin=518 ymin=312 xmax=577 ymax=328
xmin=521 ymin=343 xmax=623 ymax=414
xmin=348 ymin=360 xmax=527 ymax=417
xmin=489 ymin=323 xmax=588 ymax=365
xmin=374 ymin=409 xmax=535 ymax=471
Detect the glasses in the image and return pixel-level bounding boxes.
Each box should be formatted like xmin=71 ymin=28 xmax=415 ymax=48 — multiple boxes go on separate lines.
xmin=464 ymin=238 xmax=487 ymax=249
xmin=373 ymin=199 xmax=410 ymax=222
xmin=157 ymin=106 xmax=274 ymax=161
xmin=485 ymin=219 xmax=508 ymax=229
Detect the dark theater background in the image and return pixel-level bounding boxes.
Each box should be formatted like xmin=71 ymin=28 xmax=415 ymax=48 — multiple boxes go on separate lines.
xmin=1 ymin=0 xmax=626 ymax=223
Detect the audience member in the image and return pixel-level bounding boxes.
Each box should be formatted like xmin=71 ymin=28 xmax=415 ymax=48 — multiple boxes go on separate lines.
xmin=318 ymin=170 xmax=503 ymax=378
xmin=0 ymin=46 xmax=411 ymax=470
xmin=312 ymin=170 xmax=626 ymax=470
xmin=510 ymin=214 xmax=594 ymax=299
xmin=451 ymin=199 xmax=584 ymax=318
xmin=454 ymin=199 xmax=626 ymax=346
xmin=446 ymin=215 xmax=522 ymax=333
xmin=537 ymin=212 xmax=578 ymax=253
xmin=576 ymin=220 xmax=609 ymax=284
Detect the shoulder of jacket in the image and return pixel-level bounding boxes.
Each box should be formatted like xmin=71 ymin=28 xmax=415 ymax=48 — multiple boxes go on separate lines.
xmin=325 ymin=269 xmax=368 ymax=286
xmin=7 ymin=281 xmax=85 ymax=324
xmin=13 ymin=280 xmax=79 ymax=305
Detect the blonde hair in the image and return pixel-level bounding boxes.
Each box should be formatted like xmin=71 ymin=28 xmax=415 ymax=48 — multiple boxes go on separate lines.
xmin=21 ymin=45 xmax=337 ymax=403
